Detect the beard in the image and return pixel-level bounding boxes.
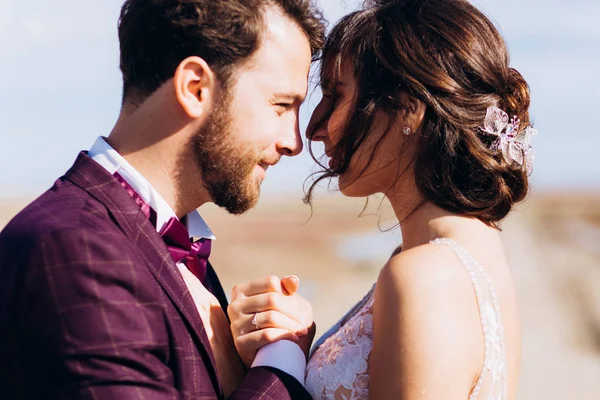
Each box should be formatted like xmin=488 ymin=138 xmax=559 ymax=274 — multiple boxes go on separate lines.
xmin=191 ymin=92 xmax=262 ymax=215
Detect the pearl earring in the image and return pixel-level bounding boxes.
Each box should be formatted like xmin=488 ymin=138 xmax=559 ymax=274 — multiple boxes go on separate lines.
xmin=403 ymin=127 xmax=412 ymax=136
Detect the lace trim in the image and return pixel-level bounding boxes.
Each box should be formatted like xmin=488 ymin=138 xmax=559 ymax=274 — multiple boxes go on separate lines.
xmin=306 ymin=287 xmax=375 ymax=399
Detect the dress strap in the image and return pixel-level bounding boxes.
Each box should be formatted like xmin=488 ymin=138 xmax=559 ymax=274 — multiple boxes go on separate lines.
xmin=430 ymin=238 xmax=508 ymax=400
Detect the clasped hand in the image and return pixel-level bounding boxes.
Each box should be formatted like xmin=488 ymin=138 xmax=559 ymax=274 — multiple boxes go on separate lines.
xmin=228 ymin=275 xmax=316 ymax=367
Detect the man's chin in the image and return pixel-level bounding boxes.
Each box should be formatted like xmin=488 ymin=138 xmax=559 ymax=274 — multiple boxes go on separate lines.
xmin=214 ymin=185 xmax=260 ymax=215
xmin=223 ymin=199 xmax=258 ymax=215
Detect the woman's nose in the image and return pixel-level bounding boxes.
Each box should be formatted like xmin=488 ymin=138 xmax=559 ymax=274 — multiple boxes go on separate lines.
xmin=306 ymin=100 xmax=330 ymax=142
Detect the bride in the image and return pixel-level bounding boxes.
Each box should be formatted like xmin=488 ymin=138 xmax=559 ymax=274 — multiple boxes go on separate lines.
xmin=229 ymin=0 xmax=536 ymax=398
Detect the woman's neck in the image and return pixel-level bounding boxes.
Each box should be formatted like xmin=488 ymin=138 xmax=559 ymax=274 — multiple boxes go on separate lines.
xmin=388 ymin=195 xmax=497 ymax=252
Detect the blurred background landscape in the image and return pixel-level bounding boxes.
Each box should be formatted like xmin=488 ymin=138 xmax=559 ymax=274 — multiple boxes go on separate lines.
xmin=1 ymin=0 xmax=598 ymax=398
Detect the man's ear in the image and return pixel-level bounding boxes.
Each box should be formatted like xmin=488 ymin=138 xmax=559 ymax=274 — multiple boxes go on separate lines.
xmin=173 ymin=56 xmax=216 ymax=118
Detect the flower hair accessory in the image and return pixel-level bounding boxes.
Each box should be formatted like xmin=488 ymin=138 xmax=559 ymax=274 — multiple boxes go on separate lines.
xmin=479 ymin=106 xmax=538 ymax=175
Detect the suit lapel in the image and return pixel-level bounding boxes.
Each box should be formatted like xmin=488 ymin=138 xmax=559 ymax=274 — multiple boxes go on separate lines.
xmin=205 ymin=262 xmax=230 ymax=321
xmin=64 ymin=152 xmax=222 ymax=393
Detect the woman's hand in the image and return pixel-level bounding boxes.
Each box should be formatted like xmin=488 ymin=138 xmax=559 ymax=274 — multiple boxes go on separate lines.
xmin=228 ymin=275 xmax=316 ymax=367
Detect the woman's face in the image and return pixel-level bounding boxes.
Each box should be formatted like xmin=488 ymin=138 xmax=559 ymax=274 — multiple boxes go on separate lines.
xmin=307 ymin=63 xmax=416 ymax=197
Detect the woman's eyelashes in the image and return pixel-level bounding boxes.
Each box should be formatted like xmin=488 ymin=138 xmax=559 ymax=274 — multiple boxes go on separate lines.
xmin=321 ymin=91 xmax=339 ymax=110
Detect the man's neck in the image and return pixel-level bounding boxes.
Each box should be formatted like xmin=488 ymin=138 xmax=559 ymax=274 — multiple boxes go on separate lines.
xmin=106 ymin=112 xmax=210 ymax=218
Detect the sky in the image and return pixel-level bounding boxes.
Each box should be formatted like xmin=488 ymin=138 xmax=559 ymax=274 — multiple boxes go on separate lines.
xmin=0 ymin=0 xmax=598 ymax=200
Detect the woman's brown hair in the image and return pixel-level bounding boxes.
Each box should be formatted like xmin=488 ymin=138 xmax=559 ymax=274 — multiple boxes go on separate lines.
xmin=306 ymin=0 xmax=533 ymax=227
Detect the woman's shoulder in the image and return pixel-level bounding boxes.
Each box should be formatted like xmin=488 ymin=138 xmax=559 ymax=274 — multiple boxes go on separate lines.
xmin=375 ymin=240 xmax=485 ymax=334
xmin=379 ymin=241 xmax=470 ymax=293
xmin=371 ymin=241 xmax=487 ymax=393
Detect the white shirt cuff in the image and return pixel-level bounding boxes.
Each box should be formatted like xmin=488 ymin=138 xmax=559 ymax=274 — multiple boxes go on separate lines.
xmin=251 ymin=340 xmax=306 ymax=386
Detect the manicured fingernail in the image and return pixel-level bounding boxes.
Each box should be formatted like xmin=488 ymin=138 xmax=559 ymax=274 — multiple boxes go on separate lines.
xmin=296 ymin=326 xmax=308 ymax=336
xmin=284 ymin=275 xmax=299 ymax=283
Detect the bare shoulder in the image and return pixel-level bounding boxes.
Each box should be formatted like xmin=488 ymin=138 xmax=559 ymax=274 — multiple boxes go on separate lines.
xmin=375 ymin=241 xmax=485 ymax=333
xmin=370 ymin=242 xmax=486 ymax=396
xmin=377 ymin=242 xmax=472 ymax=299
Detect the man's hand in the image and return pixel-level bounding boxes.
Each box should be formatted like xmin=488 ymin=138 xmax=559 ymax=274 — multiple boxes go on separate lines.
xmin=228 ymin=275 xmax=316 ymax=367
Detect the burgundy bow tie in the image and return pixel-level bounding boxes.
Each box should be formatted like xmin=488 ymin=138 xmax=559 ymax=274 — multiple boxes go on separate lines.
xmin=158 ymin=217 xmax=211 ymax=284
xmin=113 ymin=172 xmax=210 ymax=284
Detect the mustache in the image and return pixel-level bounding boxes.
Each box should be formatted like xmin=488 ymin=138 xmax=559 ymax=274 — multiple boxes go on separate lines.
xmin=260 ymin=155 xmax=281 ymax=166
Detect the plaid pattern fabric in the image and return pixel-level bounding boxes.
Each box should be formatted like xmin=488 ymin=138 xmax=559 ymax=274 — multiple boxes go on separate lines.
xmin=0 ymin=152 xmax=310 ymax=400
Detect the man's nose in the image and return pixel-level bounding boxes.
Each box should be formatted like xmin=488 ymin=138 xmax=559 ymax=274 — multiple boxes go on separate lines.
xmin=276 ymin=118 xmax=303 ymax=157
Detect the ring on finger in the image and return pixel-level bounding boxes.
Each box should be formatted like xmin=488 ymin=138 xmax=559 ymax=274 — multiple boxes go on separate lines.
xmin=251 ymin=313 xmax=260 ymax=331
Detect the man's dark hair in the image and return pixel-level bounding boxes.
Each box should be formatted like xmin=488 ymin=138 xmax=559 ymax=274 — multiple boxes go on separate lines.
xmin=118 ymin=0 xmax=326 ymax=102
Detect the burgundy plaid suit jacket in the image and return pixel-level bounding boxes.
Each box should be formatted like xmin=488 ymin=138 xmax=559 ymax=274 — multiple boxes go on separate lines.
xmin=0 ymin=152 xmax=310 ymax=400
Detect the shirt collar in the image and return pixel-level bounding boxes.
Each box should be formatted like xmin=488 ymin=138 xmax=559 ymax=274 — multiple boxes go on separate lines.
xmin=88 ymin=137 xmax=215 ymax=240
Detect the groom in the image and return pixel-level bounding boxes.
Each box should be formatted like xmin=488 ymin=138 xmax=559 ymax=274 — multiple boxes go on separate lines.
xmin=0 ymin=0 xmax=325 ymax=398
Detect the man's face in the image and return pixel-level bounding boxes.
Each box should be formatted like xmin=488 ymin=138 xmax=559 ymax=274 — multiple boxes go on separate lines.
xmin=192 ymin=8 xmax=312 ymax=214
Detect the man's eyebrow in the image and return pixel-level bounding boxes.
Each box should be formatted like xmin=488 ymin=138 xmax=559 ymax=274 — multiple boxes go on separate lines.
xmin=273 ymin=92 xmax=305 ymax=102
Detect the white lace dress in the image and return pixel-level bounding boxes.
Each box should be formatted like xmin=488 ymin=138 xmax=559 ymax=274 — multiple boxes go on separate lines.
xmin=305 ymin=238 xmax=508 ymax=399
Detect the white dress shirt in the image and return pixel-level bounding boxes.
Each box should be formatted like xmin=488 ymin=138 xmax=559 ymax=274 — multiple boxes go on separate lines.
xmin=88 ymin=137 xmax=306 ymax=385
